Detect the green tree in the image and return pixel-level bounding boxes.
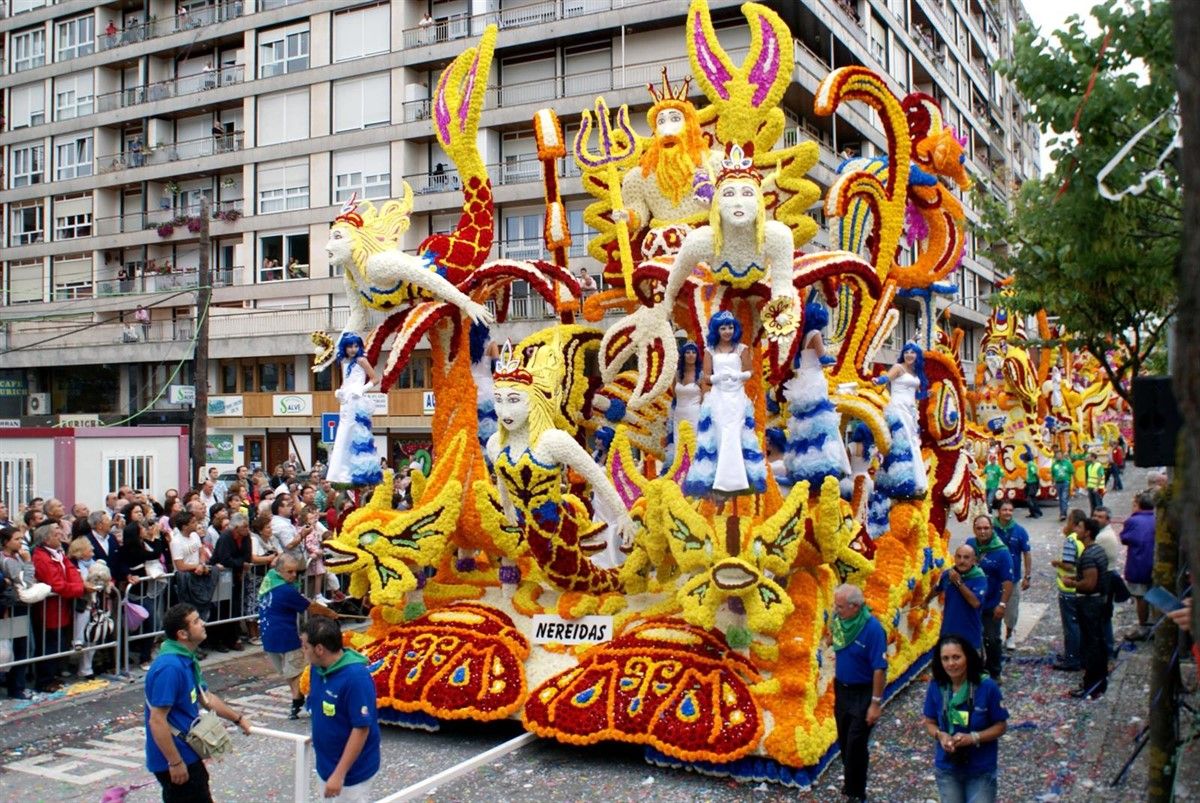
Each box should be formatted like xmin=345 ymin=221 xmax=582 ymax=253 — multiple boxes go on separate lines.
xmin=973 ymin=0 xmax=1179 ymax=403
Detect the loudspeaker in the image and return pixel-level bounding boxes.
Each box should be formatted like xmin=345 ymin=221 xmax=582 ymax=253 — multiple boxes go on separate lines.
xmin=1132 ymin=376 xmax=1181 ymax=467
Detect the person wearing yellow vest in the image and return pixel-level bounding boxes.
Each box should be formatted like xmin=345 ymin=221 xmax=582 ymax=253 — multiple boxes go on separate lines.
xmin=1049 ymin=509 xmax=1086 ymax=671
xmin=1084 ymin=452 xmax=1106 ymax=514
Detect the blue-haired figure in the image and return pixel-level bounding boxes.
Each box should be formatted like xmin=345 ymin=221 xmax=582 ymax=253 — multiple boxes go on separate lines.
xmin=783 ymin=302 xmax=851 ymax=487
xmin=664 ymin=341 xmax=703 ymax=466
xmin=764 ymin=427 xmax=792 ymax=495
xmin=326 ymin=332 xmax=383 ymax=487
xmin=684 ymin=311 xmax=766 ymax=496
xmin=468 ymin=322 xmax=501 ymax=449
xmin=840 ymin=421 xmax=876 ymax=501
xmin=873 ymin=342 xmax=929 ymax=498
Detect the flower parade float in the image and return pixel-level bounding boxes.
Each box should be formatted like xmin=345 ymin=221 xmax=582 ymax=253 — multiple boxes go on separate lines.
xmin=311 ymin=0 xmax=996 ymax=788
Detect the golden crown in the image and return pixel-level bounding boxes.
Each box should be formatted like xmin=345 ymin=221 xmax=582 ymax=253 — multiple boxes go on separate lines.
xmin=647 ymin=67 xmax=691 ymax=105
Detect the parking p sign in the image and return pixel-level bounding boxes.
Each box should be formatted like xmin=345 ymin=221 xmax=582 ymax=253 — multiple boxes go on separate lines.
xmin=321 ymin=413 xmax=339 ymax=443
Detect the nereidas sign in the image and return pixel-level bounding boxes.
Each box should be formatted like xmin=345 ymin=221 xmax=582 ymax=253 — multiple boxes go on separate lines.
xmin=530 ymin=614 xmax=613 ymax=645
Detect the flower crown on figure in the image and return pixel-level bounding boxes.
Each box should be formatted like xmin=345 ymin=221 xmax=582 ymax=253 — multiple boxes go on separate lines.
xmin=493 ymin=340 xmax=533 ymax=385
xmin=334 ymin=192 xmax=364 ymax=229
xmin=715 ymin=144 xmax=762 ymax=185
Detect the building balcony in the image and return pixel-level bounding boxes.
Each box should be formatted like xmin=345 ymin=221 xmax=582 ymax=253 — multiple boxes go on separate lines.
xmin=97 ymin=131 xmax=245 ymax=174
xmin=96 ymin=1 xmax=246 ymax=54
xmin=93 ymin=265 xmax=238 ymax=298
xmin=400 ymin=0 xmax=659 ymax=50
xmin=93 ymin=64 xmax=245 ymax=114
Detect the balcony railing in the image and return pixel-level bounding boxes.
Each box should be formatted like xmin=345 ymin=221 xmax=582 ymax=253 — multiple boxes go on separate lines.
xmin=0 ymin=317 xmax=194 ymax=352
xmin=402 ymin=51 xmax=743 ymax=122
xmin=401 ymin=0 xmax=652 ymax=49
xmin=94 ymin=266 xmax=236 ymax=297
xmin=94 ymin=65 xmax=245 ymax=114
xmin=93 ymin=200 xmax=244 ymax=237
xmin=96 ymin=2 xmax=245 ymax=53
xmin=406 ymin=157 xmax=582 ymax=195
xmin=97 ymin=132 xmax=245 ymax=174
xmin=208 ymin=306 xmax=350 ymax=339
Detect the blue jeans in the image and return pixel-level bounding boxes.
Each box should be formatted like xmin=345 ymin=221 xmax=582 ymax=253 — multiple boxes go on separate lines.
xmin=1057 ymin=593 xmax=1081 ymax=667
xmin=1056 ymin=481 xmax=1070 ymax=517
xmin=936 ymin=767 xmax=997 ymax=803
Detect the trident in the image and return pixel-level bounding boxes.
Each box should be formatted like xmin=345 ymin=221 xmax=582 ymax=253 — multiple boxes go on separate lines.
xmin=574 ymin=97 xmax=640 ymax=300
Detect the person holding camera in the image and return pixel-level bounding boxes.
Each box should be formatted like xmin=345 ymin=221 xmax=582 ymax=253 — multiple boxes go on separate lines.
xmin=922 ymin=635 xmax=1008 ymax=803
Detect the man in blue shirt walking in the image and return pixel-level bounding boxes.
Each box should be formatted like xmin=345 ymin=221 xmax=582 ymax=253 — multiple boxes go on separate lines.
xmin=992 ymin=501 xmax=1031 ymax=651
xmin=831 ymin=583 xmax=887 ymax=802
xmin=924 ymin=544 xmax=987 ymax=650
xmin=260 ymin=554 xmax=338 ymax=718
xmin=144 ymin=603 xmax=252 ymax=802
xmin=303 ymin=616 xmax=381 ymax=802
xmin=966 ymin=515 xmax=1014 ymax=680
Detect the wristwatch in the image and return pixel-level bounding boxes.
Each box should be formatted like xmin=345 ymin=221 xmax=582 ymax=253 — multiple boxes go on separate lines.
xmin=997 ymin=602 xmax=1007 ymax=609
xmin=871 ymin=696 xmax=882 ymax=703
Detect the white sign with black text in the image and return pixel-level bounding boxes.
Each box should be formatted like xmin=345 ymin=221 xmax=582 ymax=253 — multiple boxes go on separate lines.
xmin=530 ymin=614 xmax=613 ymax=645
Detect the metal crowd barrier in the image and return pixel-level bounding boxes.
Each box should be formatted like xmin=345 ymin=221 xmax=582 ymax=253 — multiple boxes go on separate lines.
xmin=0 ymin=587 xmax=122 ymax=681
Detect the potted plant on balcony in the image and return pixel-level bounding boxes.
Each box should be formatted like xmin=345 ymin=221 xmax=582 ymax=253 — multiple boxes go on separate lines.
xmin=156 ymin=221 xmax=175 ymax=237
xmin=187 ymin=217 xmax=202 ymax=233
xmin=218 ymin=207 xmax=242 ymax=223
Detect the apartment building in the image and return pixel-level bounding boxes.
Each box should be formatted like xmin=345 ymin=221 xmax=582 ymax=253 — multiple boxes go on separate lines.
xmin=0 ymin=0 xmax=1037 ymax=486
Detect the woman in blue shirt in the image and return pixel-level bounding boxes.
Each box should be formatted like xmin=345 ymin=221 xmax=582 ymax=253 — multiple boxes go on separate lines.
xmin=921 ymin=635 xmax=1008 ymax=803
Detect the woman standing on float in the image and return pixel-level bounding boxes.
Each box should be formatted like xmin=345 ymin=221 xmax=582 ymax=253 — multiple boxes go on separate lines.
xmin=684 ymin=311 xmax=766 ymax=497
xmin=665 ymin=341 xmax=703 ymax=464
xmin=874 ymin=342 xmax=929 ymax=497
xmin=326 ymin=333 xmax=383 ymax=488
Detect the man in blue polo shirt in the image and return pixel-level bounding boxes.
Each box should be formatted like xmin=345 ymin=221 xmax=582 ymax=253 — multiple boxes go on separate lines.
xmin=144 ymin=603 xmax=251 ymax=802
xmin=966 ymin=515 xmax=1014 ymax=681
xmin=924 ymin=544 xmax=987 ymax=650
xmin=992 ymin=501 xmax=1031 ymax=651
xmin=260 ymin=554 xmax=339 ymax=718
xmin=303 ymin=616 xmax=380 ymax=802
xmin=831 ymin=583 xmax=887 ymax=803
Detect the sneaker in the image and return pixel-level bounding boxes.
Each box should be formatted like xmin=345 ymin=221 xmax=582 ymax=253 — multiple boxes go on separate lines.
xmin=77 ymin=672 xmax=95 ymax=680
xmin=7 ymin=690 xmax=34 ymax=700
xmin=1004 ymin=637 xmax=1015 ymax=651
xmin=139 ymin=662 xmax=152 ymax=672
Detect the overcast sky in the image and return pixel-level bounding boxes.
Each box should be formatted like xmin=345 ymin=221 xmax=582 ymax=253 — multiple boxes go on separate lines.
xmin=1018 ymin=0 xmax=1108 ymax=171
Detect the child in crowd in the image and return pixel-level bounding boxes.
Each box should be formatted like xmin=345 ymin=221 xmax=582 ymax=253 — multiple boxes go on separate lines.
xmin=67 ymin=537 xmax=111 ymax=678
xmin=302 ymin=506 xmax=329 ymax=603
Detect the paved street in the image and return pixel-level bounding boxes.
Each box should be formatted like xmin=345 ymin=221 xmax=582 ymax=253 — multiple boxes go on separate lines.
xmin=1 ymin=466 xmax=1196 ymax=802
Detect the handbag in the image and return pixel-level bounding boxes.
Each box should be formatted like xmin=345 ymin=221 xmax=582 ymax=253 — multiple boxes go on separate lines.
xmin=144 ymin=560 xmax=166 ymax=580
xmin=169 ymin=689 xmax=233 ymax=760
xmin=124 ymin=601 xmax=150 ymax=631
xmin=1110 ymin=571 xmax=1132 ymax=604
xmin=86 ymin=607 xmax=116 ymax=644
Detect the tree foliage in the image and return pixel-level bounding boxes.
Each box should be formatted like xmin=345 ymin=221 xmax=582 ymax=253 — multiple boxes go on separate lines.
xmin=973 ymin=0 xmax=1179 ymax=402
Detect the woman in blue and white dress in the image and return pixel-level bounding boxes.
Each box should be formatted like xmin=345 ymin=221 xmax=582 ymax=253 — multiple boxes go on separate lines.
xmin=874 ymin=342 xmax=930 ymax=498
xmin=783 ymin=303 xmax=851 ymax=488
xmin=326 ymin=332 xmax=384 ymax=488
xmin=684 ymin=311 xmax=766 ymax=497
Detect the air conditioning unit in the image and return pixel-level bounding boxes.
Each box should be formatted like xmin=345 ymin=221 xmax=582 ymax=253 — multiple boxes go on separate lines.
xmin=26 ymin=393 xmax=50 ymax=415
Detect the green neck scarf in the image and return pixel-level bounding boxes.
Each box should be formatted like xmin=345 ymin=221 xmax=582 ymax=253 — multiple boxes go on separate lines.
xmin=259 ymin=568 xmax=292 ymax=596
xmin=832 ymin=605 xmax=872 ymax=651
xmin=940 ymin=680 xmax=973 ymax=734
xmin=316 ymin=648 xmax=368 ymax=679
xmin=974 ymin=536 xmax=1007 ymax=555
xmin=961 ymin=566 xmax=986 ymax=581
xmin=159 ymin=639 xmax=204 ymax=690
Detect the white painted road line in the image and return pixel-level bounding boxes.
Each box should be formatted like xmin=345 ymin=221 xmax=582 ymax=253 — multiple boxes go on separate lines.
xmin=375 ymin=732 xmax=538 ymax=803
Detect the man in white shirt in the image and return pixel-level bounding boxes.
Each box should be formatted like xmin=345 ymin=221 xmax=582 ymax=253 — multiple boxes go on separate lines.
xmin=206 ymin=467 xmax=227 ymax=504
xmin=1092 ymin=506 xmax=1121 ymax=659
xmin=198 ymin=481 xmax=219 ymax=517
xmin=169 ymin=512 xmax=208 ymax=575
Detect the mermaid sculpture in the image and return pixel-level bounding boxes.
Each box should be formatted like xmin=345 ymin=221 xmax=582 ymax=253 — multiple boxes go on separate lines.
xmin=683 ymin=311 xmax=766 ymax=497
xmin=783 ymin=301 xmax=851 ymax=488
xmin=326 ymin=333 xmax=384 ymax=488
xmin=485 ymin=340 xmax=634 ymax=591
xmin=874 ymin=342 xmax=930 ymax=498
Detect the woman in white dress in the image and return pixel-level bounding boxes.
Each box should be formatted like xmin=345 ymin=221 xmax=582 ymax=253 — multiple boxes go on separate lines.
xmin=783 ymin=303 xmax=851 ymax=487
xmin=326 ymin=333 xmax=384 ymax=488
xmin=664 ymin=342 xmax=703 ymax=464
xmin=684 ymin=311 xmax=766 ymax=497
xmin=873 ymin=342 xmax=929 ymax=498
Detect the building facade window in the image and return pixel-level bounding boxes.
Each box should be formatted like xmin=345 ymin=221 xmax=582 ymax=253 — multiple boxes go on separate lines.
xmin=9 ymin=83 xmax=45 ymax=129
xmin=54 ymin=212 xmax=92 ymax=239
xmin=394 ymin=355 xmax=431 ymax=389
xmin=6 ymin=259 xmax=44 ymax=304
xmin=257 ymin=231 xmax=310 ymax=282
xmin=9 ymin=143 xmax=45 ymax=187
xmin=0 ymin=455 xmax=36 ymax=512
xmin=333 ymin=3 xmax=390 ymax=62
xmin=54 ymin=72 xmax=94 ymax=121
xmin=10 ymin=204 xmax=44 ymax=245
xmin=11 ymin=27 xmax=47 ymax=72
xmin=256 ymin=89 xmax=309 ymax=146
xmin=54 ymin=134 xmax=93 ymax=180
xmin=257 ymin=159 xmax=309 ymax=215
xmin=259 ymin=23 xmax=309 ymax=78
xmin=105 ymin=454 xmax=153 ymax=494
xmin=56 ymin=15 xmax=95 ymax=61
xmin=332 ymin=73 xmax=390 ymax=133
xmin=332 ymin=145 xmax=390 ymax=203
xmin=218 ymin=358 xmax=298 ymax=392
